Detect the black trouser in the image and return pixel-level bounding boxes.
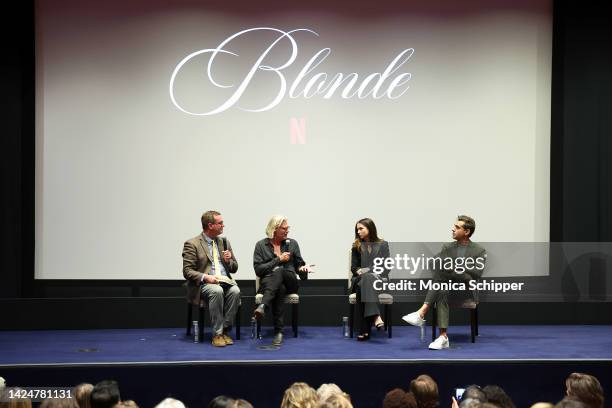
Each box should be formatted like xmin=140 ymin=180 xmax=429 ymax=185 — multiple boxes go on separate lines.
xmin=353 ymin=272 xmax=381 ymax=335
xmin=259 ymin=268 xmax=299 ymax=333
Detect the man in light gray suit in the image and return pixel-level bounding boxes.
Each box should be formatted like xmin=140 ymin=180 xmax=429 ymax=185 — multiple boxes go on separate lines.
xmin=182 ymin=210 xmax=240 ymax=347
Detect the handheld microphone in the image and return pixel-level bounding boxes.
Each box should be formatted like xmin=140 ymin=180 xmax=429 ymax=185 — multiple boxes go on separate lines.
xmin=283 ymin=239 xmax=291 ymax=253
xmin=222 ymin=237 xmax=228 ymax=250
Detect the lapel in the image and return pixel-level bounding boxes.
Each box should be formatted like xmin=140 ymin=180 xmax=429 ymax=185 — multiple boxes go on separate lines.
xmin=364 ymin=241 xmax=381 ymax=258
xmin=198 ymin=235 xmax=211 ymax=263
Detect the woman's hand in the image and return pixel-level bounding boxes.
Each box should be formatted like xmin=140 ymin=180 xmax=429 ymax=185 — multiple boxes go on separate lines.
xmin=356 ymin=267 xmax=370 ymax=275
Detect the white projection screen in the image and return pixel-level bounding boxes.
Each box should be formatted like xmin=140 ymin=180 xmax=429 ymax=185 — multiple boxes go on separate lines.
xmin=35 ymin=0 xmax=552 ymax=280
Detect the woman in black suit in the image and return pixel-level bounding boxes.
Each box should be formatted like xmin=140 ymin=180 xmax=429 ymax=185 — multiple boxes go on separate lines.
xmin=350 ymin=218 xmax=390 ymax=341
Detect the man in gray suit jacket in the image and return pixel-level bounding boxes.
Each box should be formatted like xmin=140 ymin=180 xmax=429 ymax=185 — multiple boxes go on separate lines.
xmin=182 ymin=210 xmax=240 ymax=347
xmin=402 ymin=215 xmax=486 ymax=350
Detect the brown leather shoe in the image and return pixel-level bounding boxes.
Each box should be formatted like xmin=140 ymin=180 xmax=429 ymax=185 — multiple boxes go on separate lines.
xmin=211 ymin=335 xmax=226 ymax=347
xmin=222 ymin=333 xmax=234 ymax=345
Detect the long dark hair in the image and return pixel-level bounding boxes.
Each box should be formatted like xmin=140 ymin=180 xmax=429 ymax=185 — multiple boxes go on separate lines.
xmin=353 ymin=218 xmax=382 ymax=250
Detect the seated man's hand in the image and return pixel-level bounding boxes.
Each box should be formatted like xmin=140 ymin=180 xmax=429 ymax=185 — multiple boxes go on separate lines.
xmin=222 ymin=250 xmax=232 ymax=263
xmin=203 ymin=275 xmax=219 ymax=284
xmin=298 ymin=265 xmax=313 ymax=274
xmin=278 ymin=252 xmax=291 ymax=262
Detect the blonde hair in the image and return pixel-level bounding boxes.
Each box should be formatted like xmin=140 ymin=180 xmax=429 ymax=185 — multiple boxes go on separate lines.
xmin=265 ymin=215 xmax=288 ymax=239
xmin=281 ymin=382 xmax=318 ymax=408
xmin=316 ymin=384 xmax=343 ymax=403
xmin=73 ymin=384 xmax=93 ymax=408
xmin=0 ymin=388 xmax=32 ymax=408
xmin=318 ymin=393 xmax=352 ymax=408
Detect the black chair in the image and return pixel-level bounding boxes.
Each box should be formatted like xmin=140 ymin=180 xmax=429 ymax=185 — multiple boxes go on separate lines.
xmin=431 ymin=295 xmax=479 ymax=343
xmin=254 ymin=277 xmax=299 ymax=338
xmin=185 ymin=284 xmax=241 ymax=341
xmin=348 ymin=265 xmax=394 ymax=338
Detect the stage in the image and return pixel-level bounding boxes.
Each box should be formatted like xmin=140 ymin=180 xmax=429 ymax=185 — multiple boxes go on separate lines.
xmin=1 ymin=325 xmax=611 ymax=407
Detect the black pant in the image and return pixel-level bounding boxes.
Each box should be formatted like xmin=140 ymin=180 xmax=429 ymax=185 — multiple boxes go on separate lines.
xmin=259 ymin=268 xmax=299 ymax=333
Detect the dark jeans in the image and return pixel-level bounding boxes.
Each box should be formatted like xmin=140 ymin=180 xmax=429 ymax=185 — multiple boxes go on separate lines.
xmin=259 ymin=268 xmax=299 ymax=333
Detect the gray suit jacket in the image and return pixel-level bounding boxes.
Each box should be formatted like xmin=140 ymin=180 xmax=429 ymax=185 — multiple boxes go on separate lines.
xmin=182 ymin=234 xmax=239 ymax=304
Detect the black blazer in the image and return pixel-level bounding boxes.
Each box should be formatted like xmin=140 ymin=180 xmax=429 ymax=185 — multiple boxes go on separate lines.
xmin=350 ymin=240 xmax=390 ymax=286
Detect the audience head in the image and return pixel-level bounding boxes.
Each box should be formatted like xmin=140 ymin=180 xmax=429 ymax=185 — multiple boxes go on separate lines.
xmin=530 ymin=403 xmax=554 ymax=408
xmin=280 ymin=382 xmax=317 ymax=408
xmin=482 ymin=385 xmax=515 ymax=408
xmin=73 ymin=383 xmax=94 ymax=408
xmin=458 ymin=398 xmax=482 ymax=408
xmin=40 ymin=399 xmax=78 ymax=408
xmin=231 ymin=400 xmax=253 ymax=408
xmin=383 ymin=388 xmax=417 ymax=408
xmin=114 ymin=401 xmax=138 ymax=408
xmin=319 ymin=392 xmax=353 ymax=408
xmin=154 ymin=398 xmax=184 ymax=408
xmin=207 ymin=396 xmax=234 ymax=408
xmin=316 ymin=384 xmax=344 ymax=403
xmin=90 ymin=380 xmax=120 ymax=408
xmin=463 ymin=385 xmax=486 ymax=403
xmin=0 ymin=388 xmax=32 ymax=408
xmin=0 ymin=377 xmax=5 ymax=392
xmin=265 ymin=215 xmax=289 ymax=240
xmin=565 ymin=372 xmax=604 ymax=408
xmin=409 ymin=375 xmax=439 ymax=408
xmin=555 ymin=398 xmax=589 ymax=408
xmin=48 ymin=399 xmax=79 ymax=408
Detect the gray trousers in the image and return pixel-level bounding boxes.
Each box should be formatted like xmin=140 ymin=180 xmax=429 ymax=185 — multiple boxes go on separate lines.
xmin=424 ymin=271 xmax=471 ymax=329
xmin=200 ymin=283 xmax=240 ymax=335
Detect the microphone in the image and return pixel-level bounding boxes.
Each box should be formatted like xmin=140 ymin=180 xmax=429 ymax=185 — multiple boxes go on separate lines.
xmin=284 ymin=239 xmax=291 ymax=251
xmin=222 ymin=237 xmax=228 ymax=250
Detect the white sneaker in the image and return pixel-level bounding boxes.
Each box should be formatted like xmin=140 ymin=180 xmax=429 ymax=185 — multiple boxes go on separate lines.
xmin=402 ymin=311 xmax=425 ymax=327
xmin=428 ymin=335 xmax=450 ymax=350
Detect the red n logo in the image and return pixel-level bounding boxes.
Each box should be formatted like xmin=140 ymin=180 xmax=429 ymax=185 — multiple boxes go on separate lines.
xmin=290 ymin=118 xmax=306 ymax=144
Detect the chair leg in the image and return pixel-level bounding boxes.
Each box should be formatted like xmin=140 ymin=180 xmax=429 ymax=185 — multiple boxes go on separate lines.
xmin=432 ymin=304 xmax=438 ymax=341
xmin=470 ymin=309 xmax=476 ymax=343
xmin=386 ymin=304 xmax=393 ymax=338
xmin=257 ymin=318 xmax=262 ymax=339
xmin=186 ymin=303 xmax=193 ymax=336
xmin=235 ymin=304 xmax=241 ymax=340
xmin=198 ymin=306 xmax=205 ymax=342
xmin=349 ymin=303 xmax=355 ymax=338
xmin=292 ymin=303 xmax=299 ymax=338
xmin=475 ymin=305 xmax=479 ymax=336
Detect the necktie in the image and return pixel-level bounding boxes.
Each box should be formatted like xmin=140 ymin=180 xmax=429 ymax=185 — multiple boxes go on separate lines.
xmin=212 ymin=239 xmax=222 ymax=276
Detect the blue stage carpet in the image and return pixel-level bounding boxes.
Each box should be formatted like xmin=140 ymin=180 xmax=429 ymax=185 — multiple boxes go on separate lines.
xmin=1 ymin=325 xmax=611 ymax=365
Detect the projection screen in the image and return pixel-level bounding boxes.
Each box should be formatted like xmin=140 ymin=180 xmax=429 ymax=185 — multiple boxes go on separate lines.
xmin=35 ymin=0 xmax=552 ymax=280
